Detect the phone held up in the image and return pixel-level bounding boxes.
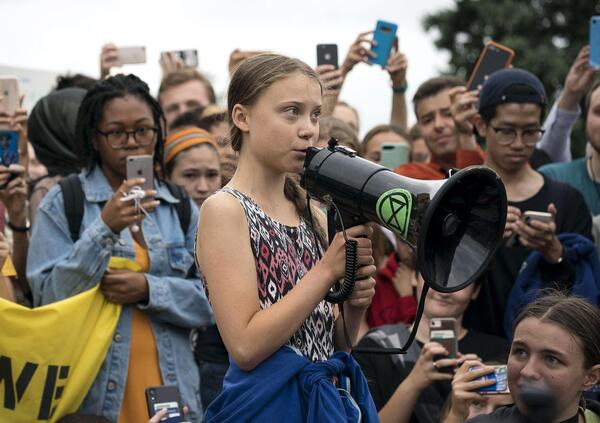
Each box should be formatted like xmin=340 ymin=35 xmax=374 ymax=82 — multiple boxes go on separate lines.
xmin=591 ymin=16 xmax=600 ymax=68
xmin=0 ymin=77 xmax=20 ymax=130
xmin=429 ymin=317 xmax=458 ymax=374
xmin=472 ymin=365 xmax=510 ymax=395
xmin=466 ymin=41 xmax=515 ymax=91
xmin=379 ymin=143 xmax=410 ymax=170
xmin=316 ymin=44 xmax=339 ymax=69
xmin=161 ymin=50 xmax=199 ymax=68
xmin=115 ymin=46 xmax=147 ymax=66
xmin=126 ymin=155 xmax=154 ymax=192
xmin=369 ymin=20 xmax=398 ymax=67
xmin=146 ymin=385 xmax=183 ymax=423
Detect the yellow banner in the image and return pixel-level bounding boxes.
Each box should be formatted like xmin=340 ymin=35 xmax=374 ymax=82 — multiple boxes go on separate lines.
xmin=0 ymin=286 xmax=120 ymax=422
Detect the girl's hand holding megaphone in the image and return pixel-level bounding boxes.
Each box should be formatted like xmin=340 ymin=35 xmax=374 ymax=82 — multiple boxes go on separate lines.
xmin=318 ymin=224 xmax=377 ymax=308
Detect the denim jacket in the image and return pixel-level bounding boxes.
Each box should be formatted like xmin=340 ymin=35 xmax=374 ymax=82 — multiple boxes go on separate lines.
xmin=27 ymin=166 xmax=213 ymax=423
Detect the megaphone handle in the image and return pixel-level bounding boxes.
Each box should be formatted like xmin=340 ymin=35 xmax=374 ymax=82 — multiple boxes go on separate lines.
xmin=324 ymin=238 xmax=358 ymax=303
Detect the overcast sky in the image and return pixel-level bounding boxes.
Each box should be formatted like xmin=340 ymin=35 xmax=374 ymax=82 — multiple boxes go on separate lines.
xmin=0 ymin=0 xmax=454 ymax=136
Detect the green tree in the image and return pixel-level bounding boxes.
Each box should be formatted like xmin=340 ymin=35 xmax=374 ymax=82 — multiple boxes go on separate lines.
xmin=423 ymin=0 xmax=600 ymax=157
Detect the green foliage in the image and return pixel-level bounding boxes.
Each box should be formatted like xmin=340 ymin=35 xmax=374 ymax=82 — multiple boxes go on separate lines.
xmin=423 ymin=0 xmax=600 ymax=158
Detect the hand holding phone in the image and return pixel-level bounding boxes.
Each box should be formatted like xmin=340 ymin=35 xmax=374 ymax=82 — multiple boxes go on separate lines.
xmin=146 ymin=385 xmax=183 ymax=423
xmin=472 ymin=365 xmax=510 ymax=394
xmin=161 ymin=50 xmax=198 ymax=69
xmin=429 ymin=317 xmax=458 ymax=374
xmin=466 ymin=41 xmax=515 ymax=91
xmin=507 ymin=209 xmax=553 ymax=247
xmin=369 ymin=20 xmax=398 ymax=68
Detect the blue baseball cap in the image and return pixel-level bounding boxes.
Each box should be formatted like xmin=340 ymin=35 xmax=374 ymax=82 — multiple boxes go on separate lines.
xmin=478 ymin=68 xmax=547 ymax=112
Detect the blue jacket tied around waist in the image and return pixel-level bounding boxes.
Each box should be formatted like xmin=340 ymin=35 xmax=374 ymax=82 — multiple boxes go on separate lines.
xmin=504 ymin=233 xmax=600 ymax=337
xmin=205 ymin=346 xmax=379 ymax=422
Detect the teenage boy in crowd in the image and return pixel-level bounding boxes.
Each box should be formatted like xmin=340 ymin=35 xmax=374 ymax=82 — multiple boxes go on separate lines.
xmin=158 ymin=69 xmax=216 ymax=127
xmin=465 ymin=68 xmax=592 ymax=338
xmin=395 ymin=77 xmax=484 ymax=179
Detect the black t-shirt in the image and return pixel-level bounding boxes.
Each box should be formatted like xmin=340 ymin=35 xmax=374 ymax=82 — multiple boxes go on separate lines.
xmin=465 ymin=176 xmax=592 ymax=338
xmin=354 ymin=329 xmax=509 ymax=423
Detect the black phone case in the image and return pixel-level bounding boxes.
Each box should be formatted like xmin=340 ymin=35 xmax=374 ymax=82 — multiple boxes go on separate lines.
xmin=317 ymin=44 xmax=338 ymax=69
xmin=145 ymin=385 xmax=182 ymax=421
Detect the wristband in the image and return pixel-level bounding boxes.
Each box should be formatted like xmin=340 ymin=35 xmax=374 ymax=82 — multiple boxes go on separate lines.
xmin=392 ymin=82 xmax=408 ymax=94
xmin=7 ymin=220 xmax=30 ymax=233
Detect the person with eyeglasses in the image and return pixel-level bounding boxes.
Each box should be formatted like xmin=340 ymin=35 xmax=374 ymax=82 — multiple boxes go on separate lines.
xmin=27 ymin=74 xmax=212 ymax=423
xmin=463 ymin=68 xmax=592 ymax=340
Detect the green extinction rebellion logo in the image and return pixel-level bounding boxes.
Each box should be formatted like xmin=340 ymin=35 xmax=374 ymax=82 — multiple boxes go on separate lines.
xmin=376 ymin=188 xmax=412 ymax=239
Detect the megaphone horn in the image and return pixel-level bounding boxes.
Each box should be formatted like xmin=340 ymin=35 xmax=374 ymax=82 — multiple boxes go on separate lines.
xmin=301 ymin=140 xmax=507 ymax=296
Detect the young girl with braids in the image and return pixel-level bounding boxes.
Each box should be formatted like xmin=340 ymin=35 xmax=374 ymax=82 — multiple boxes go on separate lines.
xmin=27 ymin=74 xmax=212 ymax=423
xmin=196 ymin=54 xmax=378 ymax=421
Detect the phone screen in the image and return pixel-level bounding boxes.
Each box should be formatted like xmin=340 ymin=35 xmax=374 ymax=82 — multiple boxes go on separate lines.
xmin=467 ymin=44 xmax=513 ymax=91
xmin=0 ymin=131 xmax=19 ymax=166
xmin=153 ymin=401 xmax=182 ymax=423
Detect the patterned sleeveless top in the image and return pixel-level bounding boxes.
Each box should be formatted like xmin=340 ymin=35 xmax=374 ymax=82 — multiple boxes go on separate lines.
xmin=222 ymin=187 xmax=334 ymax=362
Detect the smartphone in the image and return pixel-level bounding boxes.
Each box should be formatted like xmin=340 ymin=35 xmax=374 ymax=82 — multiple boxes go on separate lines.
xmin=429 ymin=317 xmax=457 ymax=374
xmin=472 ymin=365 xmax=510 ymax=395
xmin=0 ymin=131 xmax=19 ymax=166
xmin=0 ymin=77 xmax=20 ymax=118
xmin=466 ymin=41 xmax=515 ymax=91
xmin=316 ymin=44 xmax=338 ymax=69
xmin=369 ymin=20 xmax=398 ymax=67
xmin=126 ymin=155 xmax=154 ymax=191
xmin=161 ymin=49 xmax=199 ymax=68
xmin=115 ymin=46 xmax=147 ymax=66
xmin=145 ymin=385 xmax=183 ymax=423
xmin=590 ymin=17 xmax=600 ymax=68
xmin=523 ymin=210 xmax=552 ymax=224
xmin=380 ymin=143 xmax=410 ymax=169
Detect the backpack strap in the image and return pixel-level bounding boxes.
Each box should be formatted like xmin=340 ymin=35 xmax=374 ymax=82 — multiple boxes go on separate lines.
xmin=163 ymin=181 xmax=192 ymax=236
xmin=58 ymin=174 xmax=85 ymax=243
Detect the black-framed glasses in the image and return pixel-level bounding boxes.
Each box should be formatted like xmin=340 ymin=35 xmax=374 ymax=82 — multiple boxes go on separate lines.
xmin=489 ymin=126 xmax=545 ymax=146
xmin=96 ymin=127 xmax=158 ymax=148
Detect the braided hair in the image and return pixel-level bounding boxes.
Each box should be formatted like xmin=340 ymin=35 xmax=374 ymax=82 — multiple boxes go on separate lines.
xmin=75 ymin=74 xmax=166 ymax=176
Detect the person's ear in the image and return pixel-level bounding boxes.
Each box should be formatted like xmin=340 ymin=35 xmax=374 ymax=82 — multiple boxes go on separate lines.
xmin=474 ymin=115 xmax=487 ymax=138
xmin=582 ymin=364 xmax=600 ymax=391
xmin=231 ymin=104 xmax=250 ymax=133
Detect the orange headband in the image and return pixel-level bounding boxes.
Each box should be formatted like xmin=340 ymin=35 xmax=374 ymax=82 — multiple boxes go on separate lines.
xmin=164 ymin=127 xmax=216 ymax=165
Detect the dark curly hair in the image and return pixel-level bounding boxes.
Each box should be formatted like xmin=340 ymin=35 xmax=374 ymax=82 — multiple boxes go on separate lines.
xmin=75 ymin=74 xmax=166 ymax=176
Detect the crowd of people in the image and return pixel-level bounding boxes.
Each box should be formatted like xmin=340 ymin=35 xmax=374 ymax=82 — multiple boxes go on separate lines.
xmin=0 ymin=27 xmax=599 ymax=423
